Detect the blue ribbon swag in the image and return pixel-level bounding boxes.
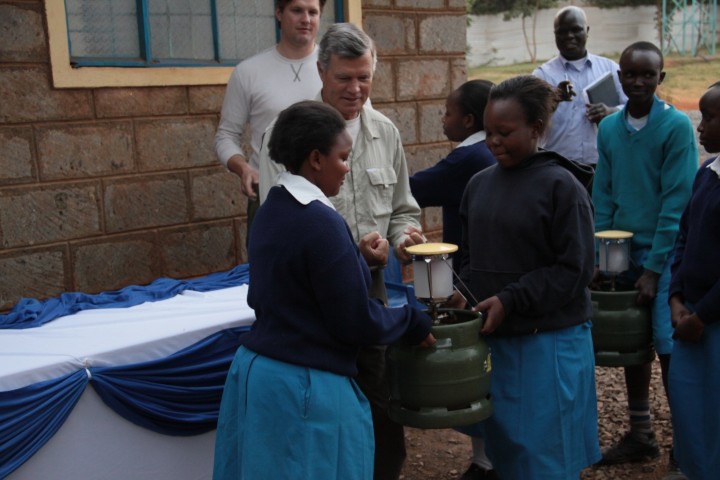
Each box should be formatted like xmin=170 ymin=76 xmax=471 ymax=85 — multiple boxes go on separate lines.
xmin=0 ymin=264 xmax=250 ymax=330
xmin=0 ymin=371 xmax=87 ymax=479
xmin=0 ymin=265 xmax=250 ymax=479
xmin=91 ymin=327 xmax=249 ymax=436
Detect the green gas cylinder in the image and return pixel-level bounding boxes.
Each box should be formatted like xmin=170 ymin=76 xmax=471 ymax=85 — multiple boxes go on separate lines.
xmin=591 ymin=289 xmax=655 ymax=367
xmin=386 ymin=309 xmax=492 ymax=429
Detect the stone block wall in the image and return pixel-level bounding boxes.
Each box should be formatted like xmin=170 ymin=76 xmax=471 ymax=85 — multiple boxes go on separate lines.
xmin=0 ymin=0 xmax=244 ymax=309
xmin=364 ymin=0 xmax=468 ymax=257
xmin=0 ymin=0 xmax=465 ymax=309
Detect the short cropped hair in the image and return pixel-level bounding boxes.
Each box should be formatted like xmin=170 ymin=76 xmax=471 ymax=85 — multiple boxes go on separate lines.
xmin=276 ymin=0 xmax=327 ymax=12
xmin=456 ymin=79 xmax=494 ymax=131
xmin=318 ymin=23 xmax=377 ymax=73
xmin=275 ymin=0 xmax=326 ymax=30
xmin=268 ymin=100 xmax=346 ymax=174
xmin=620 ymin=41 xmax=664 ymax=70
xmin=554 ymin=6 xmax=587 ymax=25
xmin=489 ymin=75 xmax=559 ymax=132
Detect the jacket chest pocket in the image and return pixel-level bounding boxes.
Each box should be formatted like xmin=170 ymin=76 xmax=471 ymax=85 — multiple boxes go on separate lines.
xmin=365 ymin=167 xmax=397 ymax=217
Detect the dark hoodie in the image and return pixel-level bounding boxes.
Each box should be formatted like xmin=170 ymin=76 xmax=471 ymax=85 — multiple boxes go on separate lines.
xmin=458 ymin=150 xmax=595 ymax=336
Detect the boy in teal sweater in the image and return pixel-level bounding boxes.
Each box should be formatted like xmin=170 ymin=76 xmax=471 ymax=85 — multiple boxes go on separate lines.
xmin=593 ymin=42 xmax=697 ymax=478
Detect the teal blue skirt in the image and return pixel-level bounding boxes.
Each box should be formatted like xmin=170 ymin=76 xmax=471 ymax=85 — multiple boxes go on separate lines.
xmin=669 ymin=319 xmax=720 ymax=480
xmin=213 ymin=346 xmax=374 ymax=480
xmin=483 ymin=321 xmax=601 ymax=479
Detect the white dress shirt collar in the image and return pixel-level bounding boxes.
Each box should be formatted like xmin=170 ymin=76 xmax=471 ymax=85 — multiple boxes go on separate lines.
xmin=707 ymin=156 xmax=720 ymax=178
xmin=456 ymin=130 xmax=486 ymax=149
xmin=277 ymin=171 xmax=336 ymax=210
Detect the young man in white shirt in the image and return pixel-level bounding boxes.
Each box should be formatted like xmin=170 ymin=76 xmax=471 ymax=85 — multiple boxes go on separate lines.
xmin=215 ymin=0 xmax=326 ymax=232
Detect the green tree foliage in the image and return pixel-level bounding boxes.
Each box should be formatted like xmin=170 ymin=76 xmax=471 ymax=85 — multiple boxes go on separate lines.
xmin=585 ymin=0 xmax=656 ymax=7
xmin=466 ymin=0 xmax=662 ymax=16
xmin=466 ymin=0 xmax=561 ymax=62
xmin=467 ymin=0 xmax=559 ymax=19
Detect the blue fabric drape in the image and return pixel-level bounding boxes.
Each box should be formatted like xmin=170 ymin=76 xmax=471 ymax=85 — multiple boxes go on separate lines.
xmin=0 ymin=264 xmax=250 ymax=330
xmin=0 ymin=264 xmax=252 ymax=478
xmin=91 ymin=327 xmax=250 ymax=436
xmin=0 ymin=327 xmax=250 ymax=478
xmin=0 ymin=370 xmax=88 ymax=479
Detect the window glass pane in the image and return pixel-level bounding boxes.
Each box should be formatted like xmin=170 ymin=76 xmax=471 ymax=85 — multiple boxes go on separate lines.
xmin=148 ymin=0 xmax=214 ymax=61
xmin=216 ymin=0 xmax=338 ymax=63
xmin=66 ymin=0 xmax=140 ymax=58
xmin=216 ymin=0 xmax=276 ymax=61
xmin=65 ymin=0 xmax=342 ymax=66
xmin=319 ymin=1 xmax=336 ymax=38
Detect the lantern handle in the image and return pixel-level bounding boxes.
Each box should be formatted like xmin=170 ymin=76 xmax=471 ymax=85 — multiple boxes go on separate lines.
xmin=441 ymin=257 xmax=480 ymax=307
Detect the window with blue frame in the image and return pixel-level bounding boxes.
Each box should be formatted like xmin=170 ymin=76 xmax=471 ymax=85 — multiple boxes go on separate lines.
xmin=65 ymin=0 xmax=343 ymax=68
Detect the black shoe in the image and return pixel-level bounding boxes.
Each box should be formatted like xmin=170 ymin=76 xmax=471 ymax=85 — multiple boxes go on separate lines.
xmin=662 ymin=448 xmax=688 ymax=480
xmin=597 ymin=430 xmax=661 ymax=465
xmin=459 ymin=463 xmax=498 ymax=480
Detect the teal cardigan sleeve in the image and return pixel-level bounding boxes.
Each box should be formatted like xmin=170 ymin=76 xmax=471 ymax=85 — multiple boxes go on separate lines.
xmin=645 ymin=111 xmax=697 ymax=273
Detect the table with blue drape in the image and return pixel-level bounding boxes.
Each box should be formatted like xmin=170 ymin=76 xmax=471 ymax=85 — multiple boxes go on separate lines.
xmin=0 ymin=265 xmax=251 ymax=479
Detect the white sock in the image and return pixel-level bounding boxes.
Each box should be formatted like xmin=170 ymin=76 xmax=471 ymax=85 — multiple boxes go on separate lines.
xmin=471 ymin=437 xmax=493 ymax=470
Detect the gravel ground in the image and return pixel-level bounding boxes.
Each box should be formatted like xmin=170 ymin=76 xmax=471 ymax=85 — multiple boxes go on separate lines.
xmin=399 ymin=359 xmax=673 ymax=480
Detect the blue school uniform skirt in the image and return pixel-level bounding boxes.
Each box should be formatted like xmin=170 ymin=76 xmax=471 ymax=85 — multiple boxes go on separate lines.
xmin=669 ymin=319 xmax=720 ymax=480
xmin=213 ymin=346 xmax=374 ymax=480
xmin=619 ymin=249 xmax=674 ymax=355
xmin=483 ymin=321 xmax=601 ymax=480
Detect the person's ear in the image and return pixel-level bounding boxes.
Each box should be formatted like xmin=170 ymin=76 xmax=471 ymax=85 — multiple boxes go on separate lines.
xmin=308 ymin=149 xmax=323 ymax=171
xmin=531 ymin=119 xmax=544 ymax=139
xmin=275 ymin=7 xmax=282 ymax=24
xmin=658 ymin=71 xmax=666 ymax=85
xmin=462 ymin=113 xmax=476 ymax=130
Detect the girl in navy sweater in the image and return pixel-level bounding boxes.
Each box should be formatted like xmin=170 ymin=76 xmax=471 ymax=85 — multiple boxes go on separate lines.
xmin=409 ymin=79 xmax=498 ymax=480
xmin=668 ymin=81 xmax=720 ymax=480
xmin=213 ymin=101 xmax=434 ymax=480
xmin=409 ymin=80 xmax=496 ymax=271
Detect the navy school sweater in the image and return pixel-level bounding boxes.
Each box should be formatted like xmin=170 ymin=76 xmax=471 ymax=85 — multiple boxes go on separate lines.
xmin=670 ymin=157 xmax=720 ymax=324
xmin=244 ymin=186 xmax=432 ymax=377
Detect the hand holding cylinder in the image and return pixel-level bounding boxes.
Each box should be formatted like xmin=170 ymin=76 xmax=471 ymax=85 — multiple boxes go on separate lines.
xmin=473 ymin=296 xmax=506 ymax=335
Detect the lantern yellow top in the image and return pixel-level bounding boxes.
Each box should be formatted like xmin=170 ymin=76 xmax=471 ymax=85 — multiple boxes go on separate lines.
xmin=595 ymin=230 xmax=634 ymax=239
xmin=405 ymin=242 xmax=458 ymax=256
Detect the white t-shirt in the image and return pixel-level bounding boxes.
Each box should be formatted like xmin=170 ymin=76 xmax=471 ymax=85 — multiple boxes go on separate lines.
xmin=215 ymin=46 xmax=323 ymax=170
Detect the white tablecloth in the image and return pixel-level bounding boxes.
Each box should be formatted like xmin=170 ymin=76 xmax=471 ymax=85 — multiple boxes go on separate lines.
xmin=1 ymin=285 xmax=255 ymax=480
